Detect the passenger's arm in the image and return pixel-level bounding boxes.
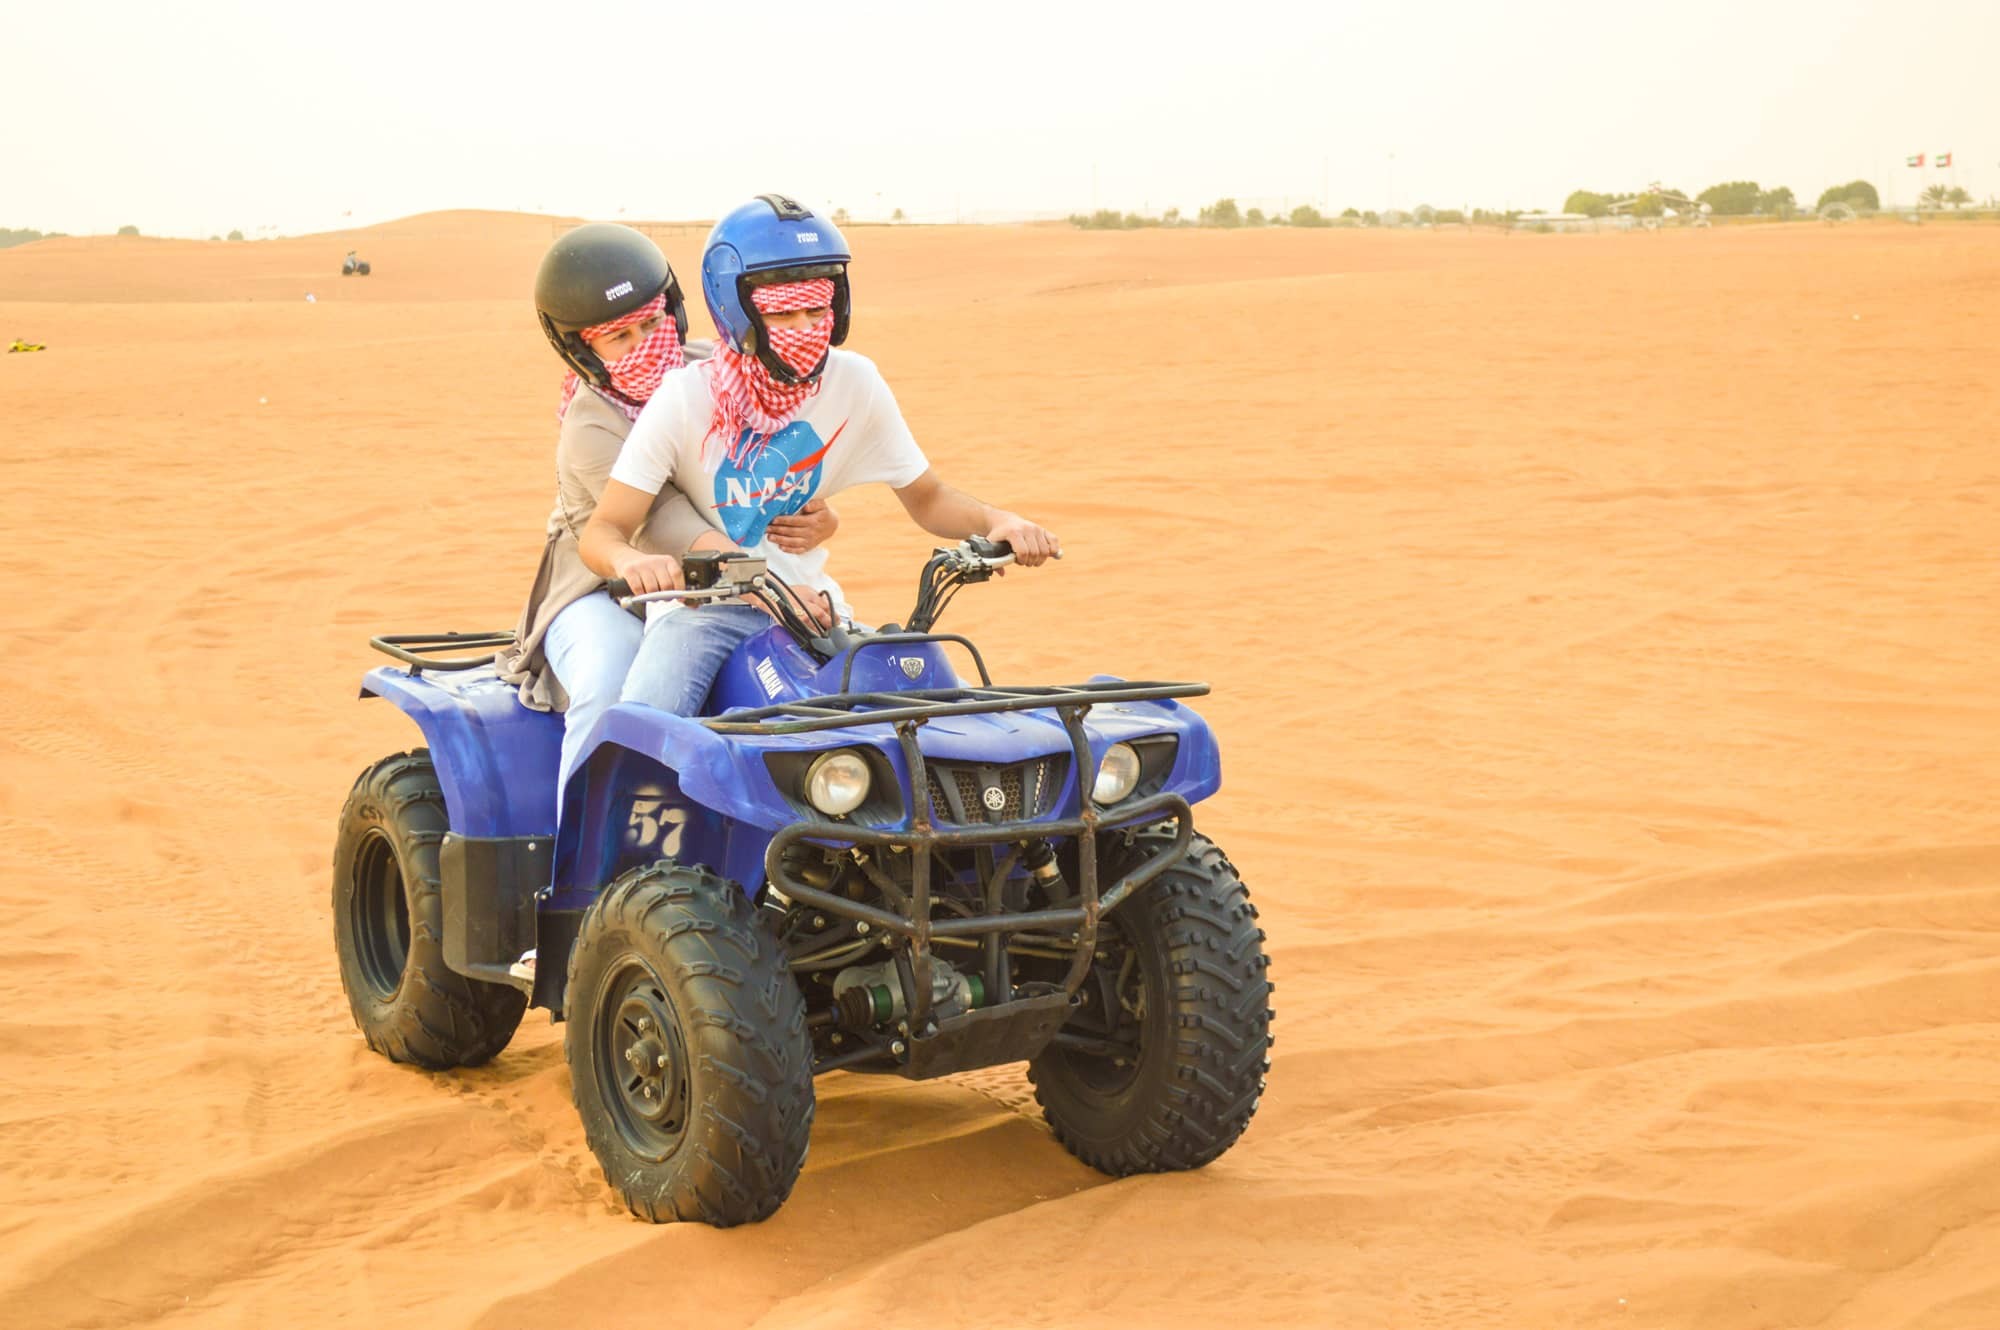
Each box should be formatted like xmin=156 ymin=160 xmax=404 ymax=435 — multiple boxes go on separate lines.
xmin=765 ymin=498 xmax=840 ymax=555
xmin=580 ymin=480 xmax=684 ymax=593
xmin=893 ymin=469 xmax=1062 ymax=566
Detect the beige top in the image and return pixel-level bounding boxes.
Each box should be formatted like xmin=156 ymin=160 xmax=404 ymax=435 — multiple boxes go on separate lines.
xmin=497 ymin=379 xmax=711 ymax=712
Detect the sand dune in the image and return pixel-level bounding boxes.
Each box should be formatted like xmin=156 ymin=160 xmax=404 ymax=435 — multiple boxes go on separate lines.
xmin=2 ymin=213 xmax=1996 ymax=1328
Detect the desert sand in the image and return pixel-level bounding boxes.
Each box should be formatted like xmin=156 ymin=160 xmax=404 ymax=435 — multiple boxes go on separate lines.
xmin=2 ymin=212 xmax=1996 ymax=1329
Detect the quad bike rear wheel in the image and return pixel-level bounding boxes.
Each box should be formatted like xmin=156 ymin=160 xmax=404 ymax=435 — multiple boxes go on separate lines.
xmin=331 ymin=749 xmax=526 ymax=1067
xmin=566 ymin=861 xmax=814 ymax=1225
xmin=1029 ymin=827 xmax=1272 ymax=1173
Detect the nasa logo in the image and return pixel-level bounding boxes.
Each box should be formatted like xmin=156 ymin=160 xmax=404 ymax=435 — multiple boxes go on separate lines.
xmin=604 ymin=280 xmax=634 ymax=301
xmin=982 ymin=786 xmax=1006 ymax=813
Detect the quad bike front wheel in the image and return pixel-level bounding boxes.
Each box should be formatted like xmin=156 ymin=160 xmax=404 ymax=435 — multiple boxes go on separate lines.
xmin=565 ymin=861 xmax=814 ymax=1225
xmin=1029 ymin=827 xmax=1273 ymax=1173
xmin=331 ymin=750 xmax=526 ymax=1068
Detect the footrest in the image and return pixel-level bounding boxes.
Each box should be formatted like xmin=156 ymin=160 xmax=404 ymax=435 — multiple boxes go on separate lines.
xmin=900 ymin=989 xmax=1073 ymax=1080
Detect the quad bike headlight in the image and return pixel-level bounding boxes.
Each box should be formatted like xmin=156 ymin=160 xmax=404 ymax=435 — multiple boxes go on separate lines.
xmin=1092 ymin=743 xmax=1142 ymax=805
xmin=804 ymin=750 xmax=872 ymax=816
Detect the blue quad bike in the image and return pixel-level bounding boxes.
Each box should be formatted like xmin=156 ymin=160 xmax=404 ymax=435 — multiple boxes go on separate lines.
xmin=332 ymin=538 xmax=1272 ymax=1225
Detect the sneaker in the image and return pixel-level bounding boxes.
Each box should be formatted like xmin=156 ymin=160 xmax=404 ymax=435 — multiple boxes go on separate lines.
xmin=508 ymin=949 xmax=537 ymax=982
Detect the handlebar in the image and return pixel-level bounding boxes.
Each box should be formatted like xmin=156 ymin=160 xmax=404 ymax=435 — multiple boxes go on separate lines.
xmin=604 ymin=536 xmax=1047 ymax=657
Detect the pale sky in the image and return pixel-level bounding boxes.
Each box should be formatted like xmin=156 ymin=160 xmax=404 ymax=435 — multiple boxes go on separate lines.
xmin=3 ymin=0 xmax=1993 ymax=237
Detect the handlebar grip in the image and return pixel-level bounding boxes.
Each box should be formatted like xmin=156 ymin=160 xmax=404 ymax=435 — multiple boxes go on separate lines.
xmin=604 ymin=578 xmax=633 ymax=600
xmin=966 ymin=536 xmax=1012 ymax=559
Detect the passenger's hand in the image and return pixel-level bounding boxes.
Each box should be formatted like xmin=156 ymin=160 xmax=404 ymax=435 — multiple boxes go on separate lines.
xmin=766 ymin=499 xmax=840 ymax=554
xmin=613 ymin=553 xmax=684 ymax=596
xmin=986 ymin=513 xmax=1061 ymax=567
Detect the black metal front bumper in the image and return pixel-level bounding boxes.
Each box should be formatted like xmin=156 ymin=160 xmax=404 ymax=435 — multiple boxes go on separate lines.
xmin=762 ymin=710 xmax=1195 ymax=1079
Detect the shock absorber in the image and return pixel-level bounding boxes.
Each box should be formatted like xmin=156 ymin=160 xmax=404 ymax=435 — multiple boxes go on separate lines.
xmin=1024 ymin=839 xmax=1067 ymax=899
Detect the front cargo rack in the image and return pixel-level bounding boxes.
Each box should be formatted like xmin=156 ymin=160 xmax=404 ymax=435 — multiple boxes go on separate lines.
xmin=702 ymin=679 xmax=1209 ymax=736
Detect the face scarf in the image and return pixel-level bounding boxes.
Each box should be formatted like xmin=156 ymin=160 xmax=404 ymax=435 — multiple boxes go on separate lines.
xmin=705 ymin=278 xmax=836 ymax=467
xmin=557 ymin=293 xmax=683 ymax=421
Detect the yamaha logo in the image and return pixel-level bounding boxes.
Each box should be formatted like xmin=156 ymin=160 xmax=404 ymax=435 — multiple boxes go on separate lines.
xmin=982 ymin=786 xmax=1006 ymax=812
xmin=899 ymin=657 xmax=924 ymax=680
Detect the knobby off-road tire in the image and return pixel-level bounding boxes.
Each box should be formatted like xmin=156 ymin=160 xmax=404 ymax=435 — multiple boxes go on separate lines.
xmin=1030 ymin=828 xmax=1273 ymax=1174
xmin=565 ymin=861 xmax=814 ymax=1225
xmin=331 ymin=750 xmax=527 ymax=1068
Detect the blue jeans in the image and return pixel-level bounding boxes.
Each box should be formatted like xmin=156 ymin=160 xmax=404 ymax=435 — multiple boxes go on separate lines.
xmin=541 ymin=591 xmax=644 ymax=798
xmin=621 ymin=604 xmax=770 ymax=716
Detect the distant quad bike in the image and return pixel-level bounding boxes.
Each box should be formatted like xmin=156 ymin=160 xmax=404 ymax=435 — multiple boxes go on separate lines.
xmin=341 ymin=251 xmax=371 ymax=276
xmin=332 ymin=540 xmax=1272 ymax=1225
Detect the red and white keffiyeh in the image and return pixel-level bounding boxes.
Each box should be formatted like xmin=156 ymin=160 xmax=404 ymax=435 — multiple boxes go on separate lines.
xmin=705 ymin=278 xmax=836 ymax=467
xmin=557 ymin=293 xmax=683 ymax=421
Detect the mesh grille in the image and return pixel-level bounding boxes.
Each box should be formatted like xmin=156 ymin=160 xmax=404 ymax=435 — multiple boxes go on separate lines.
xmin=925 ymin=756 xmax=1067 ymax=823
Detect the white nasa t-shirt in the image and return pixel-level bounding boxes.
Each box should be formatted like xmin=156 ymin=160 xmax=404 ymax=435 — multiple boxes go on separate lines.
xmin=611 ymin=349 xmax=931 ymax=617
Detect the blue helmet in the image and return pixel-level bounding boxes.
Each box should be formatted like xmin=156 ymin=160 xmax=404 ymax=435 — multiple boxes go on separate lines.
xmin=701 ymin=194 xmax=852 ymax=385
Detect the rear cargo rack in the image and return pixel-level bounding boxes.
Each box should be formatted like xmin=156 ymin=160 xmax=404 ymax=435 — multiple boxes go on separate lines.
xmin=702 ymin=679 xmax=1208 ymax=736
xmin=369 ymin=630 xmax=517 ymax=674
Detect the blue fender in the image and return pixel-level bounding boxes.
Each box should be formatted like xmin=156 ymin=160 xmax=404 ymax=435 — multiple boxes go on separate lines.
xmin=361 ymin=665 xmax=562 ymax=838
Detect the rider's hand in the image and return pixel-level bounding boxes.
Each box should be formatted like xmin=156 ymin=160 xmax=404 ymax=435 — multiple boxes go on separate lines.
xmin=759 ymin=583 xmax=835 ymax=630
xmin=766 ymin=499 xmax=839 ymax=555
xmin=613 ymin=553 xmax=684 ymax=596
xmin=986 ymin=513 xmax=1061 ymax=567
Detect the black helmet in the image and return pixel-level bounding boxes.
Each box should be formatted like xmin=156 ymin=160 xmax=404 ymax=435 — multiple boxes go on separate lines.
xmin=534 ymin=223 xmax=688 ymax=388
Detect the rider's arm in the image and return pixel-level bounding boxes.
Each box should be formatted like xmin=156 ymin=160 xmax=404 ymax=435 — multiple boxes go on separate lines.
xmin=561 ymin=411 xmax=709 ymax=556
xmin=893 ymin=469 xmax=1062 ymax=566
xmin=580 ymin=480 xmax=683 ymax=593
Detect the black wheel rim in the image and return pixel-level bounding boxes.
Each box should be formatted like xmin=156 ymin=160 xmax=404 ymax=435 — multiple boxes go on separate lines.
xmin=1059 ymin=917 xmax=1149 ymax=1094
xmin=594 ymin=958 xmax=692 ymax=1161
xmin=350 ymin=830 xmax=411 ymax=1000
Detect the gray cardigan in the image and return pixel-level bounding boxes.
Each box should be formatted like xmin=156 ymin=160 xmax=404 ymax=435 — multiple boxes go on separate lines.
xmin=497 ymin=379 xmax=711 ymax=712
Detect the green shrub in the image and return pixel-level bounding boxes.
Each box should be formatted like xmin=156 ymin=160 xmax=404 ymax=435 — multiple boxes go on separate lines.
xmin=227 ymin=229 xmax=244 ymax=241
xmin=1815 ymin=180 xmax=1879 ymax=211
xmin=117 ymin=224 xmax=140 ymax=236
xmin=1197 ymin=198 xmax=1242 ymax=227
xmin=1696 ymin=181 xmax=1762 ymax=215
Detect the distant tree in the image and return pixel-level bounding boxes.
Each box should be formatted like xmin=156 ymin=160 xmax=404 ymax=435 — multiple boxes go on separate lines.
xmin=1815 ymin=180 xmax=1879 ymax=212
xmin=1289 ymin=204 xmax=1328 ymax=228
xmin=1920 ymin=183 xmax=1950 ymax=210
xmin=1 ymin=227 xmax=51 ymax=249
xmin=1629 ymin=193 xmax=1665 ymax=218
xmin=1197 ymin=197 xmax=1242 ymax=227
xmin=1757 ymin=186 xmax=1796 ymax=217
xmin=890 ymin=208 xmax=906 ymax=223
xmin=1067 ymin=210 xmax=1129 ymax=230
xmin=1433 ymin=208 xmax=1465 ymax=225
xmin=1245 ymin=207 xmax=1266 ymax=226
xmin=227 ymin=229 xmax=244 ymax=241
xmin=1162 ymin=207 xmax=1181 ymax=226
xmin=1945 ymin=186 xmax=1972 ymax=209
xmin=1362 ymin=210 xmax=1380 ymax=226
xmin=831 ymin=207 xmax=850 ymax=225
xmin=1340 ymin=207 xmax=1360 ymax=219
xmin=1563 ymin=190 xmax=1612 ymax=217
xmin=208 ymin=234 xmax=221 ymax=241
xmin=117 ymin=224 xmax=140 ymax=236
xmin=1697 ymin=181 xmax=1762 ymax=215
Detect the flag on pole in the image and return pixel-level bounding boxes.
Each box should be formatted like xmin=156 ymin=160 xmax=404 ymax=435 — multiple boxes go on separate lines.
xmin=1907 ymin=153 xmax=1925 ymax=167
xmin=1936 ymin=153 xmax=1953 ymax=168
